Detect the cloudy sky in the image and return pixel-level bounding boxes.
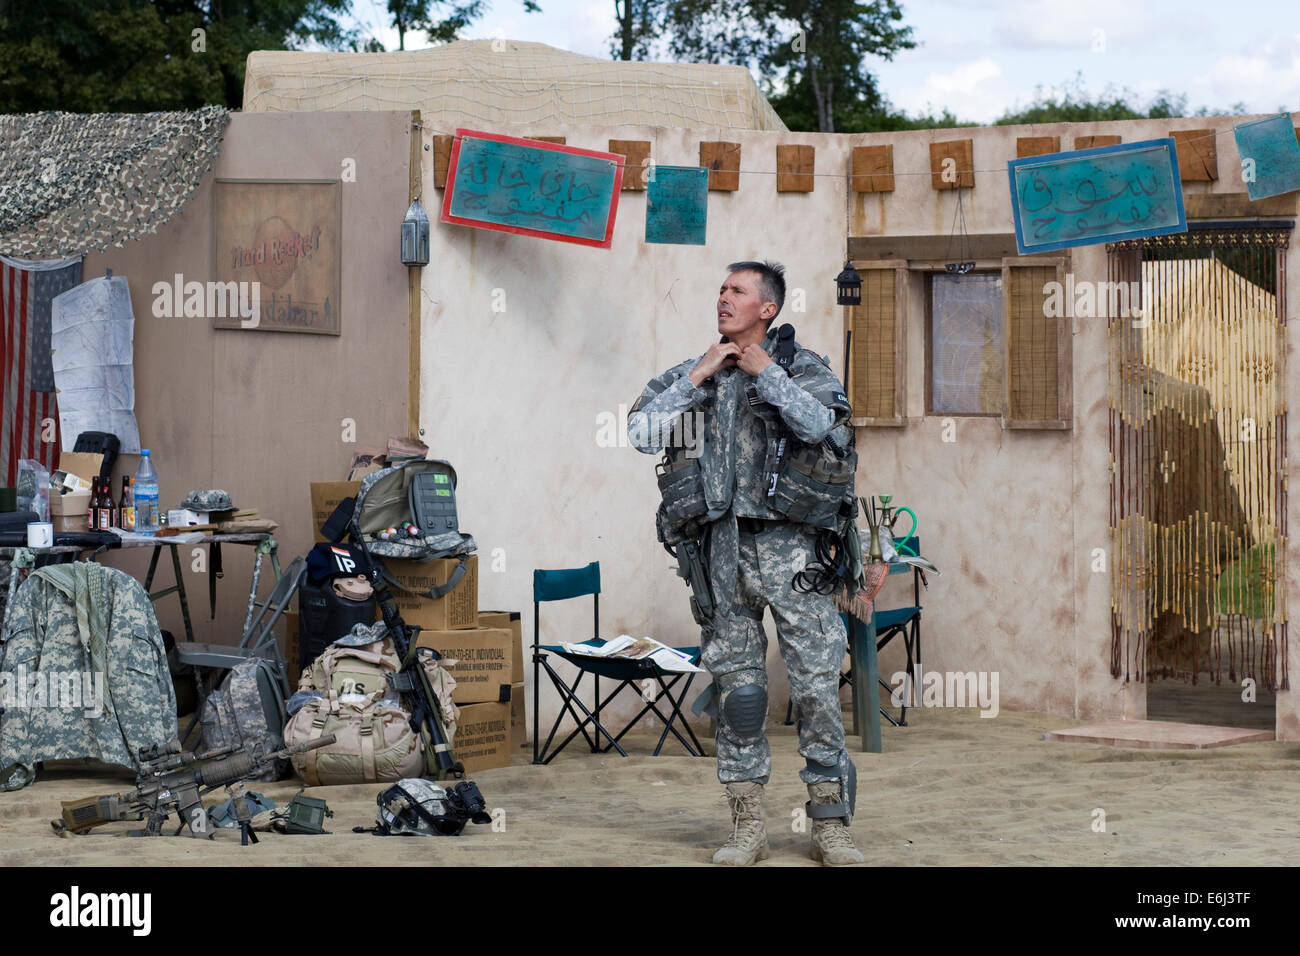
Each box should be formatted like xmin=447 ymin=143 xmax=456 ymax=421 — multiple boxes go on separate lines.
xmin=342 ymin=0 xmax=1299 ymax=125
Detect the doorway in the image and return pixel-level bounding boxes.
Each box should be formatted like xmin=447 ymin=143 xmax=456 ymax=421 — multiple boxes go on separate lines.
xmin=1107 ymin=224 xmax=1289 ymax=730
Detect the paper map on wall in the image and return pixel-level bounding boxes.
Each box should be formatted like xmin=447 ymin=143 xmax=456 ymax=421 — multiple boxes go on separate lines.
xmin=1007 ymin=138 xmax=1187 ymax=254
xmin=1233 ymin=113 xmax=1300 ymax=201
xmin=441 ymin=130 xmax=622 ymax=248
xmin=50 ymin=275 xmax=141 ymax=453
xmin=645 ymin=166 xmax=708 ymax=245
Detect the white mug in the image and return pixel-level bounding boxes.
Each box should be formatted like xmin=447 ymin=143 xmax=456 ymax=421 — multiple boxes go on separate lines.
xmin=26 ymin=522 xmax=53 ymax=549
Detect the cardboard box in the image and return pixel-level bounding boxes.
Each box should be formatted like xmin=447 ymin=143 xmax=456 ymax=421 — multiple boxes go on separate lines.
xmin=383 ymin=554 xmax=477 ymax=630
xmin=453 ymin=701 xmax=511 ymax=773
xmin=167 ymin=508 xmax=210 ymax=527
xmin=347 ymin=448 xmax=387 ymax=482
xmin=51 ymin=470 xmax=92 ymax=494
xmin=310 ymin=480 xmax=361 ymax=543
xmin=479 ymin=610 xmax=524 ymax=680
xmin=50 ymin=489 xmax=91 ymax=517
xmin=50 ymin=489 xmax=91 ymax=533
xmin=509 ymin=682 xmax=527 ymax=749
xmin=49 ymin=452 xmax=103 ymax=532
xmin=416 ymin=624 xmax=512 ymax=703
xmin=56 ymin=452 xmax=103 ymax=486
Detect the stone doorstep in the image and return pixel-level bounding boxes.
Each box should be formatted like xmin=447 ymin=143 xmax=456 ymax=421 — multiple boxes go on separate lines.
xmin=1043 ymin=718 xmax=1274 ymax=750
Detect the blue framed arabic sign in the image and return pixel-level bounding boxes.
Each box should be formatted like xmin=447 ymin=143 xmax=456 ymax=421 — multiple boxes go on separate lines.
xmin=645 ymin=166 xmax=708 ymax=245
xmin=1007 ymin=138 xmax=1187 ymax=254
xmin=1233 ymin=113 xmax=1300 ymax=201
xmin=441 ymin=129 xmax=623 ymax=248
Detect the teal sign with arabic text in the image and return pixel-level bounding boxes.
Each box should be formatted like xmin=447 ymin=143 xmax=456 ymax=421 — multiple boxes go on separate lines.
xmin=1007 ymin=138 xmax=1186 ymax=254
xmin=441 ymin=129 xmax=623 ymax=248
xmin=1233 ymin=113 xmax=1300 ymax=201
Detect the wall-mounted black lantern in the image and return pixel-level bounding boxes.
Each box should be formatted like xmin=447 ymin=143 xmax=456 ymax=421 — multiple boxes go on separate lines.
xmin=835 ymin=262 xmax=862 ymax=306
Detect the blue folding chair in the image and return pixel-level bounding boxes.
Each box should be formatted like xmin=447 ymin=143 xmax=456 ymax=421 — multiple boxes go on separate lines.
xmin=871 ymin=535 xmax=926 ymax=727
xmin=531 ymin=561 xmax=706 ymax=764
xmin=785 ymin=536 xmax=928 ymax=733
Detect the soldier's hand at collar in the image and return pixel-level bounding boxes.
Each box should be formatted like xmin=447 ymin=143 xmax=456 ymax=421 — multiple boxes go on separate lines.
xmin=737 ymin=344 xmax=773 ymax=376
xmin=689 ymin=341 xmax=742 ymax=386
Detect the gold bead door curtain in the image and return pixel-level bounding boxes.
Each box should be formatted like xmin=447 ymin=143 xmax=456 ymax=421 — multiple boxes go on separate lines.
xmin=1108 ymin=227 xmax=1289 ymax=689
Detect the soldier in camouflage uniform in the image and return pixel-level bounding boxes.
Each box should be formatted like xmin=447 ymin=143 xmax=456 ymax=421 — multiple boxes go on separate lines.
xmin=628 ymin=261 xmax=863 ymax=866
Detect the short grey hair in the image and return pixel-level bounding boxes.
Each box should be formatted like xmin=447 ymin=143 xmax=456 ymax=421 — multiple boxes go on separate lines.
xmin=726 ymin=259 xmax=786 ymax=323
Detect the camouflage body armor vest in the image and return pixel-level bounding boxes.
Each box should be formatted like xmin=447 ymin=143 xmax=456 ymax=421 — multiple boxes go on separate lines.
xmin=655 ymin=325 xmax=857 ymax=546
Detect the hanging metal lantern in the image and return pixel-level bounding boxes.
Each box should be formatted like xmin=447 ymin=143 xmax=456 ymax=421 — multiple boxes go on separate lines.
xmin=401 ymin=198 xmax=430 ymax=266
xmin=835 ymin=261 xmax=861 ymax=306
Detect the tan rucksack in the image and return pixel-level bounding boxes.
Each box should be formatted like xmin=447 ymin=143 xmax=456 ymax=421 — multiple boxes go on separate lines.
xmin=283 ymin=637 xmax=459 ymax=786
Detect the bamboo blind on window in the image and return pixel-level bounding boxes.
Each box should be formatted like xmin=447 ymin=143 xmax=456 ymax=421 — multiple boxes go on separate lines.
xmin=1005 ymin=265 xmax=1060 ymax=422
xmin=850 ymin=266 xmax=901 ymax=422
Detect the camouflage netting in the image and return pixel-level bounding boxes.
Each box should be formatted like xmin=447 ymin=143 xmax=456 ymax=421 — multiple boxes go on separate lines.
xmin=243 ymin=39 xmax=787 ymax=132
xmin=0 ymin=106 xmax=230 ymax=258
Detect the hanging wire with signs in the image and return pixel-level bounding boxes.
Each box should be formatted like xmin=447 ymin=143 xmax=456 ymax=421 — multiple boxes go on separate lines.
xmin=413 ymin=122 xmax=1270 ymax=181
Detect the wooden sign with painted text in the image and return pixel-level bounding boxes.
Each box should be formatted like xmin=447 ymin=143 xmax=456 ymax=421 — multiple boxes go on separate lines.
xmin=212 ymin=179 xmax=341 ymax=334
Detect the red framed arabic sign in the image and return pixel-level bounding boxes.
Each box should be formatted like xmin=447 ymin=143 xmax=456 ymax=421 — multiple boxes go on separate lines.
xmin=440 ymin=129 xmax=623 ymax=248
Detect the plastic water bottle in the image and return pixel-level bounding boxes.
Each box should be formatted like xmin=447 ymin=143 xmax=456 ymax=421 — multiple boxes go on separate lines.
xmin=134 ymin=449 xmax=160 ymax=536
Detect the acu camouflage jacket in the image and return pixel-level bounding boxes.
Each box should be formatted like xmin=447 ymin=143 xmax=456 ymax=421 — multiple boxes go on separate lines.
xmin=627 ymin=324 xmax=854 ymax=529
xmin=0 ymin=562 xmax=176 ymax=790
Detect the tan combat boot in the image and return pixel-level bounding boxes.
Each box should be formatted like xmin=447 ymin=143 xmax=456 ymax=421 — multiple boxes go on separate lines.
xmin=807 ymin=782 xmax=865 ymax=865
xmin=712 ymin=781 xmax=769 ymax=865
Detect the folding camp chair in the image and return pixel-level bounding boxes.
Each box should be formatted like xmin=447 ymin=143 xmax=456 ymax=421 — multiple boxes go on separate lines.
xmin=531 ymin=561 xmax=706 ymax=764
xmin=785 ymin=536 xmax=927 ymax=731
xmin=173 ymin=556 xmax=304 ymax=745
xmin=872 ymin=536 xmax=926 ymax=727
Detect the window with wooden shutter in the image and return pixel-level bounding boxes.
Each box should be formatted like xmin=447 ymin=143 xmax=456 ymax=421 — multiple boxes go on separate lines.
xmin=846 ymin=260 xmax=906 ymax=426
xmin=1001 ymin=256 xmax=1071 ymax=428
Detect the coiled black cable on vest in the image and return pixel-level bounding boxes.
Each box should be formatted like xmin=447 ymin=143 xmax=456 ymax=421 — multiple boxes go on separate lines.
xmin=792 ymin=528 xmax=849 ymax=595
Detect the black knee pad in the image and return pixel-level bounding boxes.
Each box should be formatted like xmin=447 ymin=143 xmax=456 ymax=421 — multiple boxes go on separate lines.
xmin=722 ymin=683 xmax=767 ymax=741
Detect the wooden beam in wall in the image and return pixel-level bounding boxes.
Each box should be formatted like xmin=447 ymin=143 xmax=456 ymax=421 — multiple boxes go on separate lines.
xmin=1073 ymin=135 xmax=1121 ymax=150
xmin=1016 ymin=136 xmax=1060 ymax=157
xmin=1184 ymin=192 xmax=1299 ymax=218
xmin=1170 ymin=128 xmax=1218 ymax=181
xmin=432 ymin=135 xmax=453 ymax=189
xmin=849 ymin=233 xmax=1034 ymax=261
xmin=609 ymin=139 xmax=651 ymax=191
xmin=776 ymin=144 xmax=815 ymax=192
xmin=851 ymin=145 xmax=894 ymax=193
xmin=700 ymin=141 xmax=741 ymax=191
xmin=408 ymin=110 xmax=423 ymax=441
xmin=929 ymin=138 xmax=974 ymax=189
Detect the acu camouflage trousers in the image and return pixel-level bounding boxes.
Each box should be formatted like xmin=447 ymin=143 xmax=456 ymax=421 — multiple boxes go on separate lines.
xmin=702 ymin=519 xmax=848 ymax=786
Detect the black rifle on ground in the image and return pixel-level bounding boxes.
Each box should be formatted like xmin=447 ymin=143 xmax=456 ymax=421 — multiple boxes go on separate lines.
xmin=320 ymin=498 xmax=462 ymax=779
xmin=53 ymin=735 xmax=335 ymax=838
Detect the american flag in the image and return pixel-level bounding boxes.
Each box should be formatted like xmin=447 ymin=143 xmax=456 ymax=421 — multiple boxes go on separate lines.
xmin=1 ymin=255 xmax=82 ymax=486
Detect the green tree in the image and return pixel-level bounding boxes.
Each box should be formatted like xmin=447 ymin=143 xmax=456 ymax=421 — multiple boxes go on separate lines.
xmin=612 ymin=0 xmax=917 ymax=133
xmin=611 ymin=0 xmax=662 ymax=62
xmin=758 ymin=0 xmax=917 ymax=133
xmin=383 ymin=0 xmax=540 ymax=50
xmin=995 ymin=73 xmax=1247 ymax=125
xmin=0 ymin=0 xmax=356 ymax=113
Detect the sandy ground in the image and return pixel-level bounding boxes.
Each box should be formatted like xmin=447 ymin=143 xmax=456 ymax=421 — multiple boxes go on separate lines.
xmin=5 ymin=705 xmax=1300 ymax=866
